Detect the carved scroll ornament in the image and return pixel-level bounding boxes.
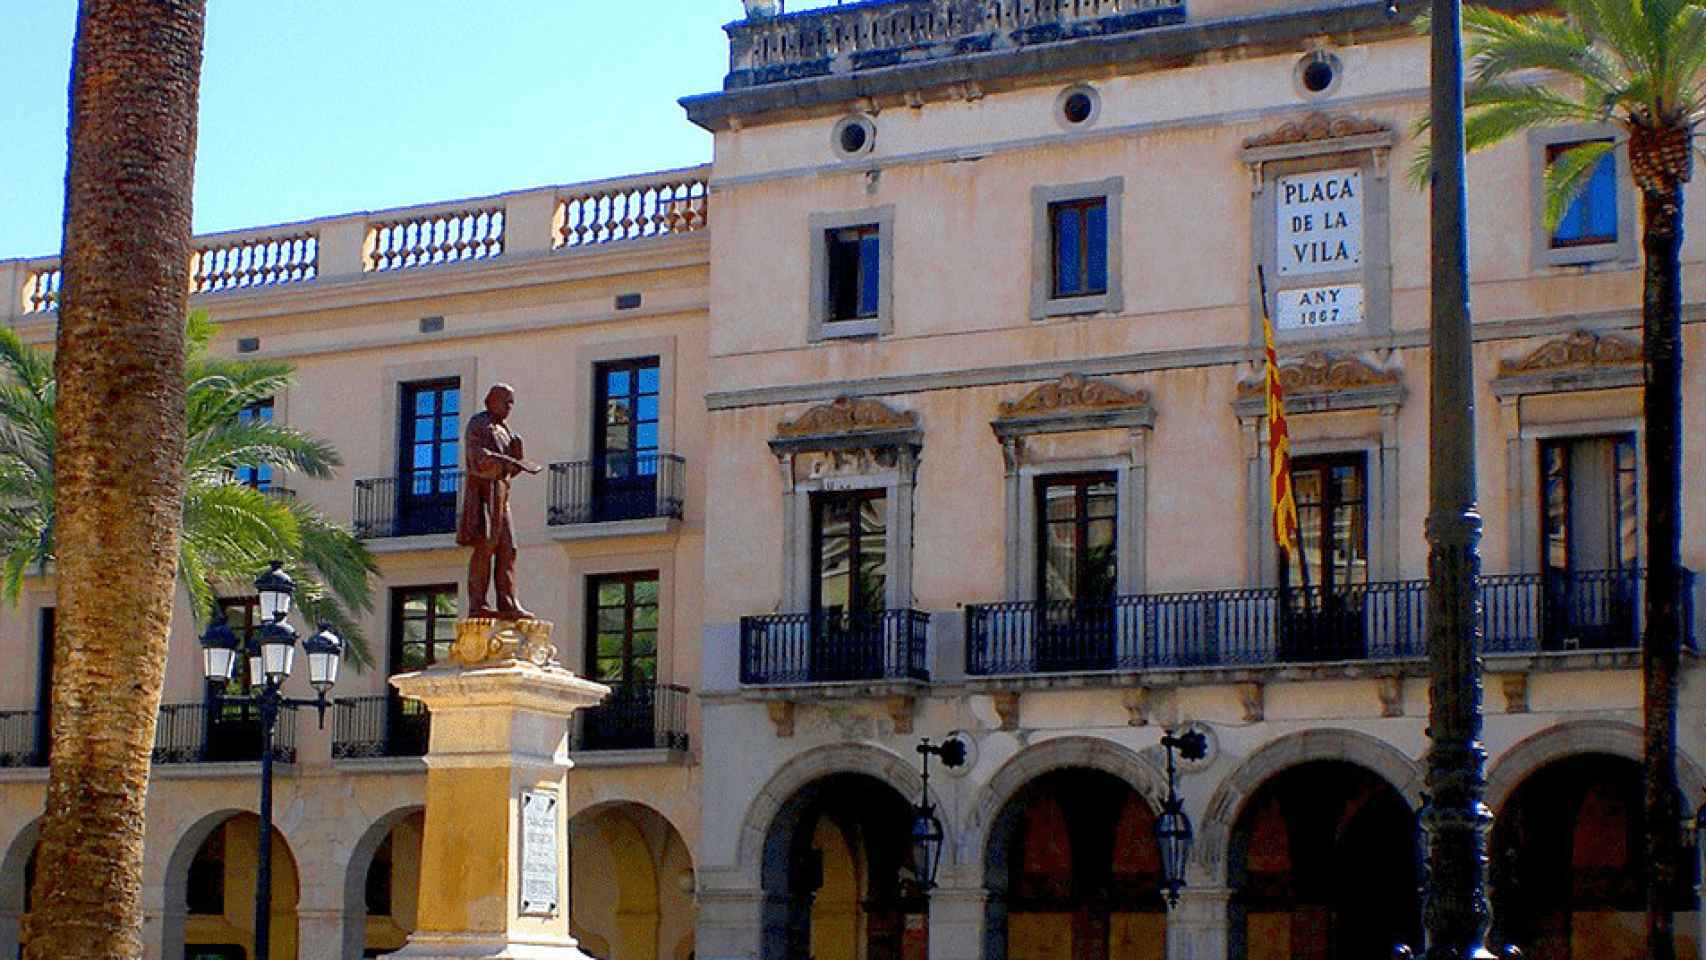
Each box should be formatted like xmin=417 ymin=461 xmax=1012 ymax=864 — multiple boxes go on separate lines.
xmin=775 ymin=395 xmax=917 ymax=438
xmin=1236 ymin=351 xmax=1401 ymax=398
xmin=997 ymin=373 xmax=1150 ymax=419
xmin=1243 ymin=112 xmax=1391 ymax=149
xmin=1498 ymin=329 xmax=1641 ymax=376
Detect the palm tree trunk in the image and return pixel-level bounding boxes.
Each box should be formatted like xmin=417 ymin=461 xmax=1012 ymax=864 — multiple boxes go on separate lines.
xmin=23 ymin=3 xmax=205 ymax=960
xmin=1640 ymin=181 xmax=1685 ymax=960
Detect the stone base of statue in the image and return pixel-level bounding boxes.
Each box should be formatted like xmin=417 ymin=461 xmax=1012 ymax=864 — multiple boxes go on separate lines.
xmin=387 ymin=618 xmax=609 ymax=960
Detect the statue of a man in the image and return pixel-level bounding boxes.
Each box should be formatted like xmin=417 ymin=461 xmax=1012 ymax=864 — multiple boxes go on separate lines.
xmin=457 ymin=383 xmax=539 ymax=619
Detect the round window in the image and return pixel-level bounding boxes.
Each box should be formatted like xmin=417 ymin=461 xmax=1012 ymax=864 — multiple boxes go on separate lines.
xmin=832 ymin=114 xmax=876 ymax=159
xmin=1054 ymin=84 xmax=1102 ymax=130
xmin=1294 ymin=50 xmax=1344 ymax=99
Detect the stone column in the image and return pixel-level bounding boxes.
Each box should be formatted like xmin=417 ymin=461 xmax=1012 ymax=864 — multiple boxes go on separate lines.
xmin=1165 ymin=886 xmax=1232 ymax=960
xmin=294 ymin=907 xmax=346 ymax=960
xmin=926 ymin=881 xmax=987 ymax=960
xmin=693 ymin=886 xmax=766 ymax=960
xmin=387 ymin=618 xmax=608 ymax=960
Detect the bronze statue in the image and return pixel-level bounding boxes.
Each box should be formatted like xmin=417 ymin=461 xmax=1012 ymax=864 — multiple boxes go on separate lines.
xmin=457 ymin=383 xmax=540 ymax=620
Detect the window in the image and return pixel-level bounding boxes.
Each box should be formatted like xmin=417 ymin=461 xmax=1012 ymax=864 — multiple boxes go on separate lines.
xmin=1031 ymin=179 xmax=1123 ymax=319
xmin=390 ymin=585 xmax=458 ymax=673
xmin=1050 ymin=198 xmax=1109 ymax=300
xmin=203 ymin=598 xmax=264 ymax=762
xmin=397 ymin=379 xmax=460 ymax=536
xmin=594 ymin=358 xmax=661 ymax=521
xmin=1288 ymin=453 xmax=1369 ymax=593
xmin=586 ymin=572 xmax=659 ymax=685
xmin=1529 ymin=127 xmax=1633 ymax=268
xmin=234 ymin=398 xmax=274 ymax=490
xmin=809 ymin=206 xmax=894 ymax=340
xmin=1539 ymin=434 xmax=1639 ymax=649
xmin=1037 ymin=474 xmax=1118 ymax=607
xmin=35 ymin=609 xmax=53 ymax=764
xmin=812 ymin=490 xmax=888 ymax=625
xmin=1547 ymin=141 xmax=1618 ymax=248
xmin=826 ymin=225 xmax=881 ymax=322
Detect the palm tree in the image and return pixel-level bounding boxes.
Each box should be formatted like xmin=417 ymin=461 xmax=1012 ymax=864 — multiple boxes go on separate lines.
xmin=0 ymin=313 xmax=379 ymax=664
xmin=24 ymin=4 xmax=207 ymax=957
xmin=1418 ymin=0 xmax=1704 ymax=955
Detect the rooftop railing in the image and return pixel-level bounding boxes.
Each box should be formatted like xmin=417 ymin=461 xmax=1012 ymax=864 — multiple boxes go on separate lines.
xmin=726 ymin=0 xmax=1187 ymax=88
xmin=2 ymin=165 xmax=711 ymax=320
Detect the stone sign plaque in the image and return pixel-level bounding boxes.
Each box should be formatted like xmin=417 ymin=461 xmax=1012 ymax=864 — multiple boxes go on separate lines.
xmin=1275 ymin=284 xmax=1364 ymax=330
xmin=1276 ymin=168 xmax=1363 ymax=278
xmin=519 ymin=791 xmax=559 ymax=917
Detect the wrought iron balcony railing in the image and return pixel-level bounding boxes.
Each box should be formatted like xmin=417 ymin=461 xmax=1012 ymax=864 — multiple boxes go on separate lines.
xmin=332 ymin=695 xmax=430 ymax=759
xmin=741 ymin=608 xmax=931 ymax=684
xmin=548 ymin=453 xmax=686 ymax=526
xmin=353 ymin=472 xmax=461 ymax=539
xmin=152 ymin=700 xmax=297 ymax=764
xmin=570 ymin=683 xmax=691 ymax=752
xmin=0 ymin=710 xmax=45 ymax=767
xmin=966 ymin=568 xmax=1693 ymax=676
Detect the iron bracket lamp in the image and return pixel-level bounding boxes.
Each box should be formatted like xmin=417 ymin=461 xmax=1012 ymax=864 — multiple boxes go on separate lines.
xmin=1157 ymin=728 xmax=1209 ymax=908
xmin=912 ymin=735 xmax=969 ymax=892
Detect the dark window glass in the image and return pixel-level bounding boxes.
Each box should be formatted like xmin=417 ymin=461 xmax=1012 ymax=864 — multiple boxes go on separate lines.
xmin=390 ymin=585 xmax=459 ymax=673
xmin=233 ymin=398 xmax=274 ymax=490
xmin=396 ymin=379 xmax=460 ymax=535
xmin=1548 ymin=141 xmax=1618 ymax=248
xmin=593 ymin=358 xmax=662 ymax=521
xmin=826 ymin=225 xmax=881 ymax=321
xmin=1050 ymin=197 xmax=1108 ymax=298
xmin=1541 ymin=434 xmax=1638 ymax=575
xmin=812 ymin=490 xmax=888 ymax=622
xmin=1289 ymin=454 xmax=1369 ymax=593
xmin=1037 ymin=474 xmax=1118 ymax=606
xmin=585 ymin=572 xmax=660 ymax=684
xmin=186 ymin=825 xmax=226 ymax=915
xmin=365 ymin=831 xmax=394 ymax=917
xmin=212 ymin=598 xmax=263 ymax=717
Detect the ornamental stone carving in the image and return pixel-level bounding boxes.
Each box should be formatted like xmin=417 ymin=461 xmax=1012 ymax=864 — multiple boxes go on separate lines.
xmin=775 ymin=395 xmax=918 ymax=438
xmin=1236 ymin=350 xmax=1401 ymax=398
xmin=451 ymin=617 xmax=559 ymax=668
xmin=997 ymin=372 xmax=1150 ymax=419
xmin=1498 ymin=329 xmax=1641 ymax=376
xmin=1242 ymin=112 xmax=1391 ymax=149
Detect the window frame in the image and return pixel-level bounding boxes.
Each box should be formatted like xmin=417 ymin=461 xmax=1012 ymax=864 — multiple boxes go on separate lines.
xmin=1031 ymin=178 xmax=1124 ymax=320
xmin=234 ymin=397 xmax=275 ymax=490
xmin=389 ymin=584 xmax=459 ymax=675
xmin=808 ymin=205 xmax=895 ymax=341
xmin=1285 ymin=451 xmax=1371 ymax=596
xmin=584 ymin=571 xmax=661 ymax=686
xmin=1528 ymin=125 xmax=1637 ymax=269
xmin=810 ymin=488 xmax=890 ymax=623
xmin=1034 ymin=472 xmax=1120 ymax=607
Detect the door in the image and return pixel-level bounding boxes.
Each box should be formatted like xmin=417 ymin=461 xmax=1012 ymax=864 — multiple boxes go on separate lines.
xmin=389 ymin=586 xmax=455 ymax=755
xmin=1036 ymin=474 xmax=1118 ymax=671
xmin=1540 ymin=434 xmax=1638 ymax=649
xmin=584 ymin=572 xmax=661 ymax=748
xmin=397 ymin=379 xmax=460 ymax=536
xmin=593 ymin=358 xmax=661 ymax=521
xmin=811 ymin=490 xmax=888 ymax=681
xmin=1283 ymin=454 xmax=1369 ymax=661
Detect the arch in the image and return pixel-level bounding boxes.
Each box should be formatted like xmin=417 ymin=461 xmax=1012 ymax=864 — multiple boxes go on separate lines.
xmin=1487 ymin=719 xmax=1706 ymax=814
xmin=734 ymin=742 xmax=928 ymax=883
xmin=568 ymin=800 xmax=697 ymax=960
xmin=0 ymin=819 xmax=41 ymax=960
xmin=966 ymin=735 xmax=1169 ymax=869
xmin=1198 ymin=729 xmax=1424 ymax=884
xmin=160 ymin=808 xmax=302 ymax=960
xmin=340 ymin=804 xmax=426 ymax=960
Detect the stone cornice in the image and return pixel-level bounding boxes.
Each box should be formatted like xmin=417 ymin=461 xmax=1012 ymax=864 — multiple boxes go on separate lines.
xmin=1233 ymin=350 xmax=1405 ymax=415
xmin=992 ymin=372 xmax=1155 ymax=438
xmin=1491 ymin=329 xmax=1644 ymax=397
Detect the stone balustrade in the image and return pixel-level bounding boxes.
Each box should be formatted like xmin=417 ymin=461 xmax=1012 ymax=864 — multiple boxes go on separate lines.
xmin=726 ymin=0 xmax=1187 ymax=88
xmin=0 ymin=164 xmax=712 ymax=321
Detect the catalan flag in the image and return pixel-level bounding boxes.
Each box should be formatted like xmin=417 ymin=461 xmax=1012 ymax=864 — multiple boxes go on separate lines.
xmin=1259 ymin=269 xmax=1300 ymax=558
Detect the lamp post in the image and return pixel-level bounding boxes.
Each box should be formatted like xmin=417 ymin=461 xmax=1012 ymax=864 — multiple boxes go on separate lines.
xmin=911 ymin=737 xmax=967 ymax=892
xmin=1421 ymin=0 xmax=1495 ymax=949
xmin=1156 ymin=728 xmax=1208 ymax=908
xmin=199 ymin=561 xmax=342 ymax=960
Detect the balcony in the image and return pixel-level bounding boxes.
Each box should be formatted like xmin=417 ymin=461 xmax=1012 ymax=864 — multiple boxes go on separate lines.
xmin=569 ymin=683 xmax=691 ymax=753
xmin=741 ymin=609 xmax=931 ymax=684
xmin=353 ymin=472 xmax=461 ymax=540
xmin=0 ymin=711 xmax=45 ymax=768
xmin=152 ymin=701 xmax=297 ymax=765
xmin=331 ymin=695 xmax=430 ymax=760
xmin=724 ymin=0 xmax=1188 ymax=90
xmin=966 ymin=569 xmax=1693 ymax=676
xmin=548 ymin=453 xmax=686 ymax=528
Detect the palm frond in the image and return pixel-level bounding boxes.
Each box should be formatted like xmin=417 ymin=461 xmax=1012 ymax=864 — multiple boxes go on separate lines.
xmin=1541 ymin=137 xmax=1617 ymax=230
xmin=187 ymin=421 xmax=342 ymax=481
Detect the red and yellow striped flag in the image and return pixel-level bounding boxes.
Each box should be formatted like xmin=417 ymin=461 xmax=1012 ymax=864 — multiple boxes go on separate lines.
xmin=1261 ymin=281 xmax=1301 ymax=558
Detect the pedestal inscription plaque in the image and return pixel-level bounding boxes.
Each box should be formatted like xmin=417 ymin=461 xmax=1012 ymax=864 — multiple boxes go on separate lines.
xmin=520 ymin=791 xmax=559 ymax=917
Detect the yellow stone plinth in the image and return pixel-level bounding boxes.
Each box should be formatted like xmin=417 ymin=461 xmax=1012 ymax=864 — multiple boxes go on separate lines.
xmin=386 ymin=619 xmax=610 ymax=960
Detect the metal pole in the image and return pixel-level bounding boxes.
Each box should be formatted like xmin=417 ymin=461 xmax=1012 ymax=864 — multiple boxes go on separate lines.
xmin=1421 ymin=0 xmax=1495 ymax=953
xmin=254 ymin=685 xmax=277 ymax=960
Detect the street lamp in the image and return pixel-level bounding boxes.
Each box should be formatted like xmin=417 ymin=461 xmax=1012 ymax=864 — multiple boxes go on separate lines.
xmin=911 ymin=736 xmax=967 ymax=891
xmin=200 ymin=561 xmax=342 ymax=960
xmin=1157 ymin=728 xmax=1208 ymax=908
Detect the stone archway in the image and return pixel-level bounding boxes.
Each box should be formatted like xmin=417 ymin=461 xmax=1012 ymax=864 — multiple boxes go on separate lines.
xmin=568 ymin=800 xmax=696 ymax=960
xmin=340 ymin=805 xmax=425 ymax=960
xmin=1197 ymin=729 xmax=1423 ymax=886
xmin=1487 ymin=719 xmax=1706 ymax=814
xmin=160 ymin=809 xmax=302 ymax=960
xmin=0 ymin=819 xmax=40 ymax=959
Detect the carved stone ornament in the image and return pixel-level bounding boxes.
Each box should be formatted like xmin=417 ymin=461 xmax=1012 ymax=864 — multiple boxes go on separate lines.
xmin=997 ymin=372 xmax=1150 ymax=419
xmin=451 ymin=617 xmax=559 ymax=668
xmin=1236 ymin=350 xmax=1401 ymax=398
xmin=775 ymin=396 xmax=918 ymax=438
xmin=1498 ymin=329 xmax=1642 ymax=376
xmin=1243 ymin=112 xmax=1391 ymax=149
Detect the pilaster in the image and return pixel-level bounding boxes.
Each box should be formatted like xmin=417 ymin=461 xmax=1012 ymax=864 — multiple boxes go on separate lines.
xmin=1166 ymin=886 xmax=1232 ymax=960
xmin=926 ymin=881 xmax=988 ymax=960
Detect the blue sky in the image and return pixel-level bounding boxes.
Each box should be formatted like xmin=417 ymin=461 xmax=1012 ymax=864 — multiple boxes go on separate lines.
xmin=0 ymin=1 xmax=758 ymax=259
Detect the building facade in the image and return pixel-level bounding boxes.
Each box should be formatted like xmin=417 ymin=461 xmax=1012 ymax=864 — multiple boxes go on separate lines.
xmin=1 ymin=1 xmax=1706 ymax=959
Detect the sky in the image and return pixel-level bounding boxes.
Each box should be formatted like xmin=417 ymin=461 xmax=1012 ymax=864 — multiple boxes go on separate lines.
xmin=0 ymin=1 xmax=775 ymax=260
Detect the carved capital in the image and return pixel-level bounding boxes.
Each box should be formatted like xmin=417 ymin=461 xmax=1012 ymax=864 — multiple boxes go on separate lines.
xmin=991 ymin=692 xmax=1021 ymax=731
xmin=452 ymin=617 xmax=559 ymax=668
xmin=767 ymin=700 xmax=796 ymax=738
xmin=1243 ymin=112 xmax=1391 ymax=149
xmin=1121 ymin=688 xmax=1151 ymax=727
xmin=1377 ymin=676 xmax=1404 ymax=718
xmin=1236 ymin=682 xmax=1265 ymax=723
xmin=1499 ymin=673 xmax=1530 ymax=714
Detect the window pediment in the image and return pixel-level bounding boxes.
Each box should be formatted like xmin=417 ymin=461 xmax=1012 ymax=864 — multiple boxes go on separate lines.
xmin=771 ymin=395 xmax=920 ymax=456
xmin=1234 ymin=351 xmax=1405 ymax=416
xmin=1240 ymin=112 xmax=1397 ymax=164
xmin=1492 ymin=329 xmax=1642 ymax=397
xmin=992 ymin=373 xmax=1154 ymax=439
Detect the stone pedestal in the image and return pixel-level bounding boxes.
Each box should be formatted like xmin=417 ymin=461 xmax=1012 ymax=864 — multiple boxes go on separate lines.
xmin=387 ymin=619 xmax=608 ymax=960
